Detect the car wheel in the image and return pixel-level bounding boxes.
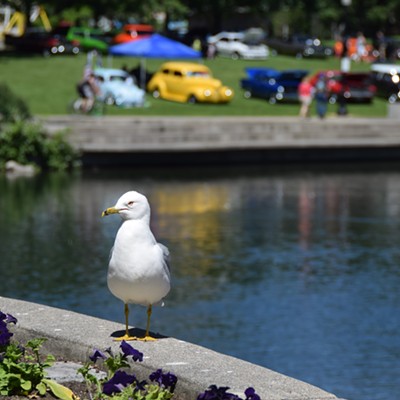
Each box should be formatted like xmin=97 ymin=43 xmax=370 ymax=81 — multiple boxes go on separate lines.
xmin=231 ymin=52 xmax=240 ymax=60
xmin=187 ymin=95 xmax=197 ymax=104
xmin=152 ymin=88 xmax=161 ymax=99
xmin=105 ymin=95 xmax=115 ymax=105
xmin=243 ymin=91 xmax=252 ymax=99
xmin=329 ymin=96 xmax=337 ymax=105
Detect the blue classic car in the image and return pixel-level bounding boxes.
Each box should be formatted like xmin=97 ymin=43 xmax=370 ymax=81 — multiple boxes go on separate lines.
xmin=240 ymin=67 xmax=309 ymax=103
xmin=93 ymin=68 xmax=146 ymax=107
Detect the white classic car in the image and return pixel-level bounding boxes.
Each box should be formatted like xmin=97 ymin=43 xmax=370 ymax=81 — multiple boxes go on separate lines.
xmin=207 ymin=31 xmax=269 ymax=60
xmin=93 ymin=68 xmax=146 ymax=107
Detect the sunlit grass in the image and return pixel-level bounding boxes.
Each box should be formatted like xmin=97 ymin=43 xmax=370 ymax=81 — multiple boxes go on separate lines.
xmin=0 ymin=52 xmax=390 ymax=117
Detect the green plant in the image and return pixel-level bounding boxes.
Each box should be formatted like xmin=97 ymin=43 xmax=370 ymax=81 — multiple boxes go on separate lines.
xmin=0 ymin=312 xmax=75 ymax=399
xmin=0 ymin=83 xmax=31 ymax=124
xmin=0 ymin=120 xmax=80 ymax=171
xmin=79 ymin=342 xmax=177 ymax=400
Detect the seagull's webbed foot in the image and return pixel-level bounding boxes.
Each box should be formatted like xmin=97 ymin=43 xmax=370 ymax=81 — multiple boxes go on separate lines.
xmin=113 ymin=334 xmax=138 ymax=342
xmin=137 ymin=335 xmax=157 ymax=342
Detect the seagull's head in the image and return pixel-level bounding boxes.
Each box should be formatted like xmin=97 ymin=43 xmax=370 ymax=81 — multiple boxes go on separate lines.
xmin=102 ymin=191 xmax=150 ymax=221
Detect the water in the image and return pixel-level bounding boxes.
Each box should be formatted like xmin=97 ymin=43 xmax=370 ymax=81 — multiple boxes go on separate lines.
xmin=0 ymin=163 xmax=399 ymax=400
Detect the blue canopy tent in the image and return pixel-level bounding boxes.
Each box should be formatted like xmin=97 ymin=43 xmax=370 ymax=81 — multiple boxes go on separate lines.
xmin=109 ymin=33 xmax=202 ymax=88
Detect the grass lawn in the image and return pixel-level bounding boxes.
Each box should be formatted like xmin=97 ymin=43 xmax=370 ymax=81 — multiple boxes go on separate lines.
xmin=0 ymin=51 xmax=391 ymax=117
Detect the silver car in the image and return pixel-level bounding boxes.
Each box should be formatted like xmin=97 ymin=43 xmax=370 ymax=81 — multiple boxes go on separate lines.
xmin=94 ymin=68 xmax=146 ymax=107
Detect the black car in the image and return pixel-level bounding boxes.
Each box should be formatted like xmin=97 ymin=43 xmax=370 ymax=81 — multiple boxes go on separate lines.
xmin=266 ymin=35 xmax=333 ymax=59
xmin=5 ymin=28 xmax=80 ymax=56
xmin=371 ymin=64 xmax=400 ymax=103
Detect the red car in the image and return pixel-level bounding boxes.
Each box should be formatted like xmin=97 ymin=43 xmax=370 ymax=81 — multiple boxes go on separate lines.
xmin=112 ymin=24 xmax=154 ymax=44
xmin=310 ymin=70 xmax=376 ymax=103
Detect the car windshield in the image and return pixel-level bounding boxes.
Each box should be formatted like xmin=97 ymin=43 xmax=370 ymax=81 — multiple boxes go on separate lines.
xmin=187 ymin=71 xmax=210 ymax=78
xmin=109 ymin=75 xmax=127 ymax=82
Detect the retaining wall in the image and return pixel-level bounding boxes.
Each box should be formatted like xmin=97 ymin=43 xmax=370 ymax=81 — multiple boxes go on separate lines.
xmin=0 ymin=296 xmax=342 ymax=400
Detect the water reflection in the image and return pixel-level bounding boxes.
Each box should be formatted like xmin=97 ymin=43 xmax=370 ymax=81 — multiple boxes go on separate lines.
xmin=0 ymin=164 xmax=399 ymax=400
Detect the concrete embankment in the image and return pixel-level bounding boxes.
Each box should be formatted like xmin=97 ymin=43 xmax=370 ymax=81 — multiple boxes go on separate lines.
xmin=0 ymin=296 xmax=343 ymax=400
xmin=41 ymin=115 xmax=400 ymax=166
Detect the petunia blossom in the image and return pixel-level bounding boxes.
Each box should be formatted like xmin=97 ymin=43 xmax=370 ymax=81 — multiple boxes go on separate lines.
xmin=89 ymin=349 xmax=107 ymax=363
xmin=102 ymin=370 xmax=137 ymax=395
xmin=149 ymin=368 xmax=177 ymax=392
xmin=197 ymin=385 xmax=241 ymax=400
xmin=0 ymin=320 xmax=13 ymax=346
xmin=120 ymin=340 xmax=143 ymax=362
xmin=244 ymin=387 xmax=261 ymax=400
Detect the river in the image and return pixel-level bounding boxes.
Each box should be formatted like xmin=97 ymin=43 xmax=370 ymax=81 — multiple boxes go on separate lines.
xmin=0 ymin=162 xmax=399 ymax=400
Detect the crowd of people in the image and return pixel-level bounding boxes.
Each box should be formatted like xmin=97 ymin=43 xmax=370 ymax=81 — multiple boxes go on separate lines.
xmin=297 ymin=74 xmax=346 ymax=120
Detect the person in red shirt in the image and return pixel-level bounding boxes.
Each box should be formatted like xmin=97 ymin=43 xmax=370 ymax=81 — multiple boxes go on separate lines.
xmin=298 ymin=76 xmax=314 ymax=118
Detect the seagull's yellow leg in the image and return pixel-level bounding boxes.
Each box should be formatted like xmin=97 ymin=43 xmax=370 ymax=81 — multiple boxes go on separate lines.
xmin=138 ymin=304 xmax=157 ymax=341
xmin=114 ymin=303 xmax=137 ymax=341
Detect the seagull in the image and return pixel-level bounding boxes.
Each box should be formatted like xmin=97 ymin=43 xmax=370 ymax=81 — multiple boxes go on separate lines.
xmin=102 ymin=191 xmax=171 ymax=341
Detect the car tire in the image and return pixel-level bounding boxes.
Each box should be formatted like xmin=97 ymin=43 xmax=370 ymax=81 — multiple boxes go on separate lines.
xmin=187 ymin=95 xmax=197 ymax=104
xmin=152 ymin=88 xmax=161 ymax=99
xmin=231 ymin=52 xmax=240 ymax=60
xmin=105 ymin=95 xmax=115 ymax=106
xmin=243 ymin=91 xmax=252 ymax=99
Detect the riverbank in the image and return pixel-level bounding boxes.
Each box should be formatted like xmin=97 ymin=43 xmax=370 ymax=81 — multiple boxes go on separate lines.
xmin=0 ymin=296 xmax=342 ymax=400
xmin=41 ymin=114 xmax=400 ymax=167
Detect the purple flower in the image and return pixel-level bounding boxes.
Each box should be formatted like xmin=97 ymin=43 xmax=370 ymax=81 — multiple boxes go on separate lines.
xmin=5 ymin=314 xmax=17 ymax=324
xmin=197 ymin=385 xmax=241 ymax=400
xmin=102 ymin=370 xmax=137 ymax=395
xmin=0 ymin=320 xmax=13 ymax=346
xmin=0 ymin=312 xmax=17 ymax=325
xmin=244 ymin=387 xmax=261 ymax=400
xmin=89 ymin=349 xmax=107 ymax=363
xmin=120 ymin=341 xmax=143 ymax=362
xmin=149 ymin=369 xmax=177 ymax=392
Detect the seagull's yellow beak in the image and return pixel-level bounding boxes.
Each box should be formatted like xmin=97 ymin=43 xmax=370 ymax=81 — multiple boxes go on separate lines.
xmin=102 ymin=207 xmax=119 ymax=217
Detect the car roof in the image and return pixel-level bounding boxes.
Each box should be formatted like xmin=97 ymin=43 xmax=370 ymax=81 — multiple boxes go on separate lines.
xmin=159 ymin=62 xmax=211 ymax=73
xmin=245 ymin=67 xmax=308 ymax=78
xmin=94 ymin=68 xmax=128 ymax=77
xmin=122 ymin=24 xmax=154 ymax=31
xmin=371 ymin=63 xmax=400 ymax=74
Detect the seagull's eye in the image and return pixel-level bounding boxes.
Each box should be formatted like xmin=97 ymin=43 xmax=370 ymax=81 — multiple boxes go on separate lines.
xmin=128 ymin=201 xmax=134 ymax=207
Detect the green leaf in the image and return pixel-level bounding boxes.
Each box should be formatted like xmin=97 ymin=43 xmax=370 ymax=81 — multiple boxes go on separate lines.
xmin=20 ymin=380 xmax=32 ymax=391
xmin=43 ymin=378 xmax=76 ymax=400
xmin=36 ymin=381 xmax=47 ymax=395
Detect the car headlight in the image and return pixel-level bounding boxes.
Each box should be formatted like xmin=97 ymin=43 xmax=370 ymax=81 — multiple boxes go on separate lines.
xmin=224 ymin=89 xmax=233 ymax=96
xmin=204 ymin=89 xmax=212 ymax=97
xmin=277 ymin=85 xmax=284 ymax=93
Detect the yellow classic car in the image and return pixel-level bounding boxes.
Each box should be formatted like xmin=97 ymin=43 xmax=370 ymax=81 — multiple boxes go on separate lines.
xmin=147 ymin=61 xmax=234 ymax=104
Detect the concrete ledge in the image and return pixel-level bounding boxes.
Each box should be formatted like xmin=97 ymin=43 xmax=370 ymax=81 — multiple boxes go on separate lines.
xmin=40 ymin=115 xmax=400 ymax=166
xmin=0 ymin=296 xmax=341 ymax=400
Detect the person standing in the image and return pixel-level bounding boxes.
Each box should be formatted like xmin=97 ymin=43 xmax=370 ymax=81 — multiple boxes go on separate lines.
xmin=314 ymin=75 xmax=328 ymax=119
xmin=298 ymin=76 xmax=313 ymax=118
